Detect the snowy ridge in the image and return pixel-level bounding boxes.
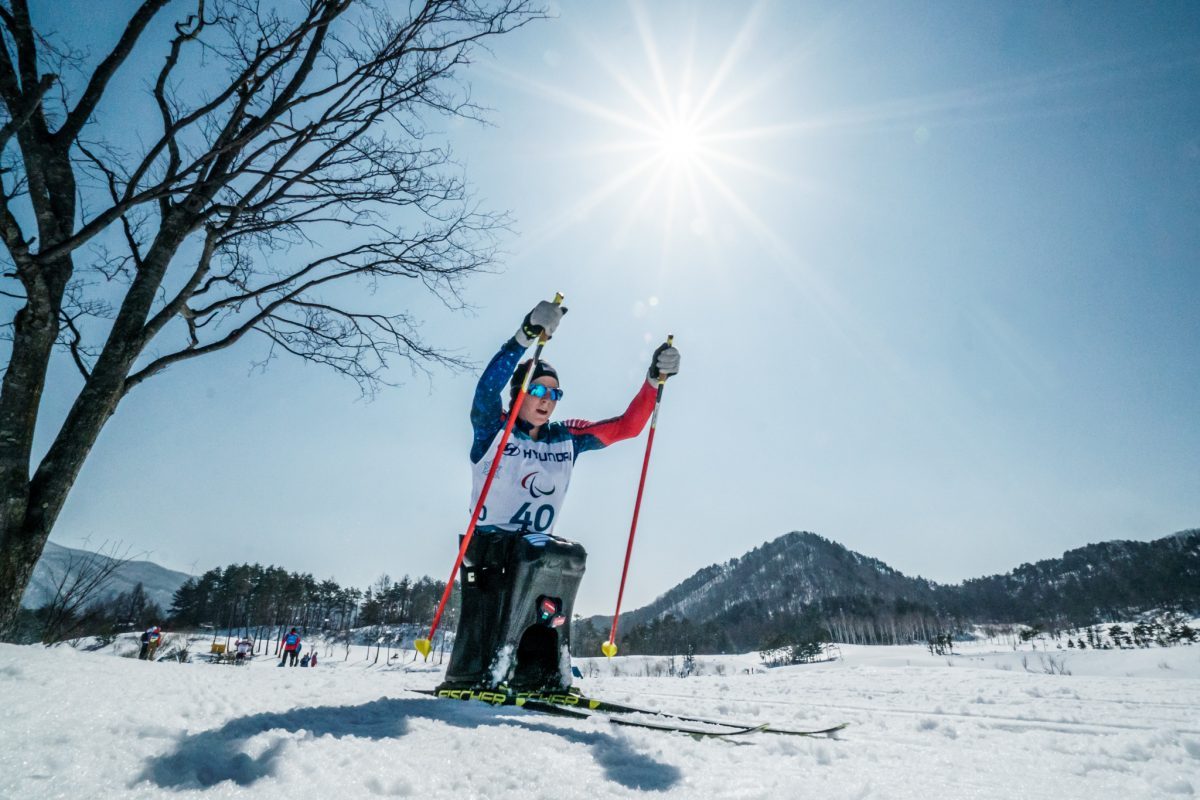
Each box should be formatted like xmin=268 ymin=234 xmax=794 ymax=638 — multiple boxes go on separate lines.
xmin=21 ymin=541 xmax=192 ymax=610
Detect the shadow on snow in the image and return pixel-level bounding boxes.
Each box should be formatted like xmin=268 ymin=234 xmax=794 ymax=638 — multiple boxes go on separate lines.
xmin=136 ymin=696 xmax=681 ymax=792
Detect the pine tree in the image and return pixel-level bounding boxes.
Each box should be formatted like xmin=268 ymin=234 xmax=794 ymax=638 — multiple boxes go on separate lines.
xmin=124 ymin=582 xmax=147 ymax=626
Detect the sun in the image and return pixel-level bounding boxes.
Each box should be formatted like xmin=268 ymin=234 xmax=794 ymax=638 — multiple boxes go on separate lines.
xmin=488 ymin=3 xmax=798 ymax=261
xmin=657 ymin=117 xmax=702 ymax=165
xmin=652 ymin=90 xmax=704 ymax=165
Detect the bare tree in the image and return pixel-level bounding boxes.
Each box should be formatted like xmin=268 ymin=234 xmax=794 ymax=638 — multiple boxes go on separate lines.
xmin=37 ymin=539 xmax=135 ymax=644
xmin=0 ymin=0 xmax=543 ymax=638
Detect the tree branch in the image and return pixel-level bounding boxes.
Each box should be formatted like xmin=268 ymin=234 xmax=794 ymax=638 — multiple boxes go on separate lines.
xmin=0 ymin=70 xmax=54 ymax=151
xmin=124 ymin=214 xmax=493 ymax=393
xmin=7 ymin=1 xmax=42 ymax=105
xmin=140 ymin=226 xmax=218 ymax=343
xmin=152 ymin=5 xmax=208 ymax=217
xmin=58 ymin=306 xmax=92 ymax=381
xmin=54 ymin=0 xmax=171 ymax=145
xmin=74 ymin=140 xmax=145 ymax=272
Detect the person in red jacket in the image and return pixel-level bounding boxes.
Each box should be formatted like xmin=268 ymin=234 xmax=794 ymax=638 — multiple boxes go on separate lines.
xmin=279 ymin=628 xmax=301 ymax=667
xmin=138 ymin=625 xmax=162 ymax=661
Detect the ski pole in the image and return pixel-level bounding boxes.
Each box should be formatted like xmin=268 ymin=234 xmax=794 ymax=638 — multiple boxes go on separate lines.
xmin=415 ymin=293 xmax=564 ymax=659
xmin=603 ymin=334 xmax=673 ymax=658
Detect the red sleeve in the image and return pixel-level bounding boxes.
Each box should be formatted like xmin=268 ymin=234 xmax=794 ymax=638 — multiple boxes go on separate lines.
xmin=563 ymin=380 xmax=656 ymax=454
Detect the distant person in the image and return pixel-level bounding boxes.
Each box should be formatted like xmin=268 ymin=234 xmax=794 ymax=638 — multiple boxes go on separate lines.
xmin=280 ymin=628 xmax=302 ymax=667
xmin=139 ymin=626 xmax=162 ymax=661
xmin=235 ymin=638 xmax=252 ymax=664
xmin=310 ymin=651 xmax=318 ymax=668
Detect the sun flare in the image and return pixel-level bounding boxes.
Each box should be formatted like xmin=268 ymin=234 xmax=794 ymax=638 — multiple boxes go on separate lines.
xmin=494 ymin=3 xmax=799 ymax=261
xmin=657 ymin=118 xmax=702 ymax=164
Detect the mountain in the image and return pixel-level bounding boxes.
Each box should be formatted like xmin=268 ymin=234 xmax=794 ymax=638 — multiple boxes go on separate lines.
xmin=605 ymin=531 xmax=939 ymax=632
xmin=948 ymin=530 xmax=1200 ymax=622
xmin=21 ymin=542 xmax=192 ymax=611
xmin=578 ymin=529 xmax=1200 ymax=654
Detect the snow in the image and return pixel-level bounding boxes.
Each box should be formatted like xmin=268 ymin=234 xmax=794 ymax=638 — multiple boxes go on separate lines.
xmin=2 ymin=635 xmax=1199 ymax=799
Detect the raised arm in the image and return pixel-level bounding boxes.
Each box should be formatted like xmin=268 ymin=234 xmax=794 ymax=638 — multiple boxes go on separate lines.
xmin=469 ymin=302 xmax=568 ymax=463
xmin=469 ymin=338 xmax=525 ymax=463
xmin=566 ymin=341 xmax=681 ymax=457
xmin=564 ymin=379 xmax=656 ymax=456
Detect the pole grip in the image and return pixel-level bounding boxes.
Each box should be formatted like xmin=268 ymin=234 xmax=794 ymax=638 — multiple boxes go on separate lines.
xmin=538 ymin=292 xmax=564 ymax=344
xmin=656 ymin=334 xmax=674 ymax=389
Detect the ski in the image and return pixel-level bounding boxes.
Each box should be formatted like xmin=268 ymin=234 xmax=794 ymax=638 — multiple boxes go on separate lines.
xmin=540 ymin=692 xmax=849 ymax=738
xmin=415 ymin=687 xmax=765 ymax=738
xmin=410 ymin=687 xmax=845 ymax=738
xmin=518 ymin=698 xmax=768 ymax=738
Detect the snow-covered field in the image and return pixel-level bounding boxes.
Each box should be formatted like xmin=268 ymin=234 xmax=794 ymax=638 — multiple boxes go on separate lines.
xmin=3 ymin=636 xmax=1199 ymax=799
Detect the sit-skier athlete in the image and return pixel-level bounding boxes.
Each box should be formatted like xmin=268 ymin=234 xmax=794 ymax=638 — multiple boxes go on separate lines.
xmin=439 ymin=300 xmax=680 ymax=694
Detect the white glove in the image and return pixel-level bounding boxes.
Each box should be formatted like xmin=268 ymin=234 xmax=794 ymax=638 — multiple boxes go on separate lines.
xmin=648 ymin=343 xmax=680 ymax=381
xmin=516 ymin=300 xmax=567 ymax=347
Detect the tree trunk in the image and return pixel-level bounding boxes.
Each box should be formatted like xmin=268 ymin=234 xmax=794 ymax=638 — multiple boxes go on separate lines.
xmin=0 ymin=208 xmax=195 ymax=638
xmin=0 ymin=129 xmax=83 ymax=637
xmin=0 ymin=252 xmax=70 ymax=637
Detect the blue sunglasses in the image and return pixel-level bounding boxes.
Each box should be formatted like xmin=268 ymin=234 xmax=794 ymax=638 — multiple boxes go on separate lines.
xmin=528 ymin=384 xmax=564 ymax=401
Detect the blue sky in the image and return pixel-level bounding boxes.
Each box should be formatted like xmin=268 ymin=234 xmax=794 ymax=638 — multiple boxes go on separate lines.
xmin=29 ymin=1 xmax=1200 ymax=615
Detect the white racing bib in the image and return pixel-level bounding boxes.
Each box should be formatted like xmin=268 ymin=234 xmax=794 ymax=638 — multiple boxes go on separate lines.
xmin=471 ymin=428 xmax=574 ymax=534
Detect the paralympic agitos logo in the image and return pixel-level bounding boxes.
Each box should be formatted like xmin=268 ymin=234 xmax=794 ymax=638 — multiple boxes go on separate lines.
xmin=520 ymin=471 xmax=555 ymax=499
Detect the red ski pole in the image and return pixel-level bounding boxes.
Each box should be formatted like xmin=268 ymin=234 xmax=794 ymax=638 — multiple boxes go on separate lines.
xmin=603 ymin=334 xmax=673 ymax=658
xmin=415 ymin=293 xmax=563 ymax=660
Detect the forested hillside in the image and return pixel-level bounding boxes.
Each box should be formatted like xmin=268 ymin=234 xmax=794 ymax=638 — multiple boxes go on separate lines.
xmin=576 ymin=529 xmax=1200 ymax=655
xmin=168 ymin=566 xmax=457 ymax=646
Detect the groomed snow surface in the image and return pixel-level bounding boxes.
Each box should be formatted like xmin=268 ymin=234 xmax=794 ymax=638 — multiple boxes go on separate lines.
xmin=2 ymin=636 xmax=1199 ymax=799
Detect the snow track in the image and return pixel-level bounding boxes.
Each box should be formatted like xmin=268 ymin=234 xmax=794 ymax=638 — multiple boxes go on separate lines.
xmin=625 ymin=687 xmax=1200 ymax=735
xmin=2 ymin=641 xmax=1198 ymax=799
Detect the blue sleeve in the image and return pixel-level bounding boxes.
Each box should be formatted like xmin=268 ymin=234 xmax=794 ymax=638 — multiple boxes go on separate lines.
xmin=470 ymin=337 xmax=525 ymax=463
